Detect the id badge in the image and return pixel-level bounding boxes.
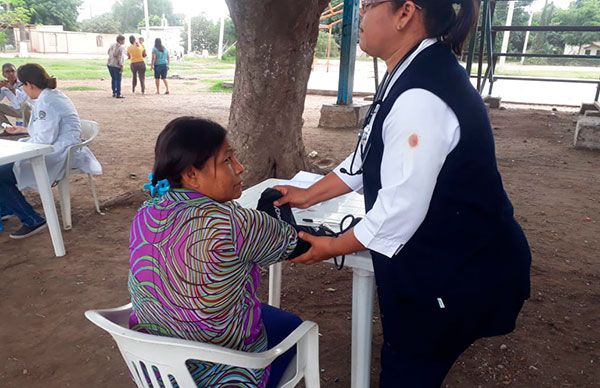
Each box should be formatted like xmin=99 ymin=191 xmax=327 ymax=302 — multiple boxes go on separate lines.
xmin=360 ymin=123 xmax=371 ymax=148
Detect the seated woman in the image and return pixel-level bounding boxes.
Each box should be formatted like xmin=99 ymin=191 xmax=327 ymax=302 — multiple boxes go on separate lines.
xmin=128 ymin=117 xmax=306 ymax=388
xmin=0 ymin=63 xmax=102 ymax=237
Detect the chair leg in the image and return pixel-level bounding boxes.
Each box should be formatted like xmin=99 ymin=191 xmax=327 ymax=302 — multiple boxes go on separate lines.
xmin=303 ymin=326 xmax=321 ymax=388
xmin=57 ymin=178 xmax=72 ymax=230
xmin=87 ymin=174 xmax=104 ymax=215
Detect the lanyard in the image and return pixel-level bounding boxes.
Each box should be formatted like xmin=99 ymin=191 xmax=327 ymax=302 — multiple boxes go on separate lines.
xmin=342 ymin=44 xmax=420 ymax=176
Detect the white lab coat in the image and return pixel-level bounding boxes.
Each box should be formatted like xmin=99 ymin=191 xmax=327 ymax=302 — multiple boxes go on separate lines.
xmin=13 ymin=88 xmax=102 ymax=190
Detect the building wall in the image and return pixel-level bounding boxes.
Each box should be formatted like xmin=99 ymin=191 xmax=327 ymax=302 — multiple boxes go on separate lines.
xmin=581 ymin=45 xmax=600 ymax=56
xmin=28 ymin=30 xmax=119 ymax=55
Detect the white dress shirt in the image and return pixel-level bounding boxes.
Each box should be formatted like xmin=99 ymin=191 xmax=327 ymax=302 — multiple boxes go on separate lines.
xmin=0 ymin=86 xmax=28 ymax=109
xmin=334 ymin=38 xmax=461 ymax=258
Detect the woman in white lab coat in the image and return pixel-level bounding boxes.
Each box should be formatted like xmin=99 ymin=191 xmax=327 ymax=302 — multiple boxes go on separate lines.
xmin=0 ymin=63 xmax=101 ymax=238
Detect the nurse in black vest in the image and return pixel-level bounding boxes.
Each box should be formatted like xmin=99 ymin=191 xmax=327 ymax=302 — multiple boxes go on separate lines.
xmin=274 ymin=0 xmax=531 ymax=386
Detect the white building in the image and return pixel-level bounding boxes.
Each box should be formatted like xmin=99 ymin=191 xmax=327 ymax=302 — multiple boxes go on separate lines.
xmin=17 ymin=25 xmax=119 ymax=55
xmin=564 ymin=42 xmax=600 ymax=56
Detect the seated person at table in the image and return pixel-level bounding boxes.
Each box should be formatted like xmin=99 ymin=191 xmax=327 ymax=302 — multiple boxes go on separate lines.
xmin=128 ymin=116 xmax=310 ymax=388
xmin=0 ymin=63 xmax=101 ymax=238
xmin=0 ymin=63 xmax=30 ymax=127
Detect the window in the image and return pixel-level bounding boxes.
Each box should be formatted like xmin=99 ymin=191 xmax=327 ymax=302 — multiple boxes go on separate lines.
xmin=96 ymin=35 xmax=103 ymax=47
xmin=584 ymin=49 xmax=591 ymax=55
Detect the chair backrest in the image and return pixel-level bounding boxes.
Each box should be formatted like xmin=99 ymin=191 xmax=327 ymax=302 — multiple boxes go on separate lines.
xmin=80 ymin=119 xmax=99 ymax=146
xmin=85 ymin=304 xmax=320 ymax=388
xmin=62 ymin=119 xmax=100 ymax=173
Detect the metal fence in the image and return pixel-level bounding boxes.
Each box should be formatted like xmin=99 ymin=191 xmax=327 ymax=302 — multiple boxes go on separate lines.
xmin=466 ymin=0 xmax=600 ymax=103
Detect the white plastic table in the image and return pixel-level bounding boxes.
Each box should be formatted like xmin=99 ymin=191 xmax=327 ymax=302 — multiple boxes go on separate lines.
xmin=238 ymin=172 xmax=375 ymax=388
xmin=0 ymin=139 xmax=65 ymax=257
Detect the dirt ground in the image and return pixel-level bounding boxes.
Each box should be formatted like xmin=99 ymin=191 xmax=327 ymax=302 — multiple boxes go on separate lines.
xmin=0 ymin=79 xmax=599 ymax=388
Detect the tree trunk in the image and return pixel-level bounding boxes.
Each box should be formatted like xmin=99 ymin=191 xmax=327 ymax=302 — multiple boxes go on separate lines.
xmin=225 ymin=0 xmax=329 ymax=186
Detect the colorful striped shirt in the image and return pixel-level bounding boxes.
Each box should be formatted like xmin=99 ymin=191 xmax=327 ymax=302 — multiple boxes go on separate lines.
xmin=128 ymin=189 xmax=298 ymax=387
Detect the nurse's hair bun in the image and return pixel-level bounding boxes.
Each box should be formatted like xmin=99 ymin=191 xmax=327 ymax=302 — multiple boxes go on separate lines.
xmin=16 ymin=63 xmax=57 ymax=90
xmin=406 ymin=0 xmax=478 ymax=55
xmin=45 ymin=77 xmax=57 ymax=89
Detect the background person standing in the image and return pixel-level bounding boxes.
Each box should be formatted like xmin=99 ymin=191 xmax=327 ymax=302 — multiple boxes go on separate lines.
xmin=151 ymin=38 xmax=170 ymax=95
xmin=127 ymin=35 xmax=146 ymax=94
xmin=107 ymin=35 xmax=126 ymax=99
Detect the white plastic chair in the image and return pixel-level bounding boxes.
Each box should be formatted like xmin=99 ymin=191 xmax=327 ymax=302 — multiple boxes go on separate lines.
xmin=57 ymin=119 xmax=102 ymax=230
xmin=85 ymin=304 xmax=320 ymax=388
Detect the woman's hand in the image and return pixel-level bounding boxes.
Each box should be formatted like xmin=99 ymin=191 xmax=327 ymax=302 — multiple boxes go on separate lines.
xmin=273 ymin=185 xmax=313 ymax=209
xmin=4 ymin=125 xmax=27 ymax=135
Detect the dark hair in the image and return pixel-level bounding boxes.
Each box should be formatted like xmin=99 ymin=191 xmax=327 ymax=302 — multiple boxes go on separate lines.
xmin=129 ymin=35 xmax=136 ymax=44
xmin=395 ymin=0 xmax=478 ymax=55
xmin=153 ymin=117 xmax=227 ymax=188
xmin=17 ymin=63 xmax=57 ymax=90
xmin=117 ymin=34 xmax=125 ymax=43
xmin=154 ymin=38 xmax=164 ymax=52
xmin=2 ymin=63 xmax=15 ymax=72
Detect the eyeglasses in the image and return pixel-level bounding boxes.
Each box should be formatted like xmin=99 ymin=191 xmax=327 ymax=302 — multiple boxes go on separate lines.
xmin=360 ymin=0 xmax=393 ymax=12
xmin=360 ymin=0 xmax=423 ymax=13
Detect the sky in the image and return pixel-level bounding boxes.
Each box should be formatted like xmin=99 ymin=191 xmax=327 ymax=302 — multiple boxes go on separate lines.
xmin=78 ymin=0 xmax=574 ymax=22
xmin=78 ymin=0 xmax=229 ymax=22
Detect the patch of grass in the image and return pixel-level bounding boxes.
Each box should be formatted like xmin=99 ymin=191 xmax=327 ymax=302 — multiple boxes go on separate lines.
xmin=6 ymin=58 xmax=112 ymax=79
xmin=208 ymin=80 xmax=233 ymax=93
xmin=63 ymin=85 xmax=102 ymax=91
xmin=205 ymin=63 xmax=235 ymax=70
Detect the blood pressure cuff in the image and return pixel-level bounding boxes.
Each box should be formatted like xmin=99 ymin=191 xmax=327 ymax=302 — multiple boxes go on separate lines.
xmin=256 ymin=188 xmax=336 ymax=259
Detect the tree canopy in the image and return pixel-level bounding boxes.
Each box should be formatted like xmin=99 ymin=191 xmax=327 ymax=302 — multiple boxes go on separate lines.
xmin=79 ymin=13 xmax=120 ymax=34
xmin=24 ymin=0 xmax=81 ymax=31
xmin=0 ymin=0 xmax=30 ymax=28
xmin=111 ymin=0 xmax=180 ymax=32
xmin=181 ymin=15 xmax=236 ymax=54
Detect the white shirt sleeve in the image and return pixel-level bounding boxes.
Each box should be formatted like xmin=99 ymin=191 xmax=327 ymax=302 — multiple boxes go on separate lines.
xmin=0 ymin=87 xmax=8 ymax=103
xmin=333 ymin=152 xmax=364 ymax=192
xmin=352 ymin=88 xmax=461 ymax=258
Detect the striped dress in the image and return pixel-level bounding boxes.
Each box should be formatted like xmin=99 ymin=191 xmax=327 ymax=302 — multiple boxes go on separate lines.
xmin=128 ymin=189 xmax=298 ymax=387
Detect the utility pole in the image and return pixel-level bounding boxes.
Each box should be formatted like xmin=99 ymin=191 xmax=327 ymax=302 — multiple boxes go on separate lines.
xmin=218 ymin=13 xmax=225 ymax=60
xmin=143 ymin=0 xmax=150 ymax=39
xmin=521 ymin=6 xmax=534 ymax=64
xmin=499 ymin=0 xmax=515 ymax=68
xmin=187 ymin=16 xmax=192 ymax=54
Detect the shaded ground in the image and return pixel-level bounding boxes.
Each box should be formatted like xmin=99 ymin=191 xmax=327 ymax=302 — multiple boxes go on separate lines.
xmin=0 ymin=80 xmax=599 ymax=387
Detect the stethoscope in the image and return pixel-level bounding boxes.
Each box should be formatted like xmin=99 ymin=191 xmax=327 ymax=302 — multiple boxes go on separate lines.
xmin=340 ymin=45 xmax=419 ymax=176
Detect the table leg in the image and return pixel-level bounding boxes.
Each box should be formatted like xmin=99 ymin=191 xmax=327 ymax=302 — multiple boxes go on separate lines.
xmin=30 ymin=156 xmax=65 ymax=257
xmin=268 ymin=262 xmax=282 ymax=308
xmin=351 ymin=268 xmax=375 ymax=388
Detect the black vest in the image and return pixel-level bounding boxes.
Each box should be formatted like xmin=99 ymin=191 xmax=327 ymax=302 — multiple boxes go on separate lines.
xmin=363 ymin=42 xmax=531 ymax=316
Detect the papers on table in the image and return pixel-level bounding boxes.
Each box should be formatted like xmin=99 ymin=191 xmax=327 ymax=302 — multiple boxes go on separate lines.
xmin=289 ymin=171 xmax=365 ymax=229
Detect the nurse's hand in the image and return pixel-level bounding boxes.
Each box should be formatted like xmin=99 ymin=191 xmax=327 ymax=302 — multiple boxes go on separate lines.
xmin=273 ymin=185 xmax=313 ymax=209
xmin=291 ymin=233 xmax=337 ymax=264
xmin=291 ymin=229 xmax=365 ymax=265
